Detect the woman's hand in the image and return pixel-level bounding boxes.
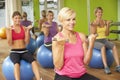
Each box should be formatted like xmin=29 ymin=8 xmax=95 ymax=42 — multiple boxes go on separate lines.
xmin=106 ymin=20 xmax=113 ymax=26
xmin=52 ymin=37 xmax=67 ymax=45
xmin=88 ymin=34 xmax=97 ymax=44
xmin=42 ymin=23 xmax=51 ymax=28
xmin=6 ymin=26 xmax=14 ymax=31
xmin=26 ymin=25 xmax=33 ymax=31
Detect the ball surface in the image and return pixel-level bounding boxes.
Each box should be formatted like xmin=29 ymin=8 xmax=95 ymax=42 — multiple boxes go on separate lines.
xmin=2 ymin=56 xmax=34 ymax=80
xmin=37 ymin=44 xmax=54 ymax=68
xmin=89 ymin=48 xmax=114 ymax=68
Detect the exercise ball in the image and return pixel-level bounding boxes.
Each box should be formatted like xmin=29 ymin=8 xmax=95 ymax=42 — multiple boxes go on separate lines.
xmin=0 ymin=27 xmax=6 ymax=39
xmin=89 ymin=48 xmax=114 ymax=68
xmin=36 ymin=34 xmax=44 ymax=48
xmin=26 ymin=38 xmax=37 ymax=54
xmin=2 ymin=56 xmax=34 ymax=80
xmin=37 ymin=44 xmax=54 ymax=68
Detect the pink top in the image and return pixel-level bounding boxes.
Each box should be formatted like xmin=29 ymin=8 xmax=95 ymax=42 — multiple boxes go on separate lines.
xmin=55 ymin=32 xmax=86 ymax=78
xmin=12 ymin=26 xmax=25 ymax=40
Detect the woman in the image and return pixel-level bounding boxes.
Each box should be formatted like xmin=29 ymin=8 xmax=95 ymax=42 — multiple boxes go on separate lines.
xmin=21 ymin=12 xmax=32 ymax=27
xmin=42 ymin=10 xmax=58 ymax=51
xmin=52 ymin=7 xmax=99 ymax=80
xmin=21 ymin=12 xmax=36 ymax=39
xmin=38 ymin=10 xmax=47 ymax=31
xmin=90 ymin=7 xmax=120 ymax=74
xmin=6 ymin=11 xmax=41 ymax=80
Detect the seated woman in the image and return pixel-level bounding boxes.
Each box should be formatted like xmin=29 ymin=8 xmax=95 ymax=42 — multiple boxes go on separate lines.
xmin=90 ymin=6 xmax=120 ymax=74
xmin=20 ymin=12 xmax=36 ymax=39
xmin=52 ymin=7 xmax=99 ymax=80
xmin=6 ymin=11 xmax=41 ymax=80
xmin=41 ymin=10 xmax=58 ymax=51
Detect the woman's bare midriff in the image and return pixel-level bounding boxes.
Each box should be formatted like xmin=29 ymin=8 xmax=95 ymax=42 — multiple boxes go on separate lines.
xmin=11 ymin=40 xmax=26 ymax=49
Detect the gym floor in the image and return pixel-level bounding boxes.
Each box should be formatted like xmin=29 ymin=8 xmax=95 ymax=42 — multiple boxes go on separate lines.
xmin=0 ymin=39 xmax=120 ymax=80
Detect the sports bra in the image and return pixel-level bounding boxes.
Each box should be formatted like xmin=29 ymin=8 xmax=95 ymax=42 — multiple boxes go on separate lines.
xmin=12 ymin=26 xmax=25 ymax=40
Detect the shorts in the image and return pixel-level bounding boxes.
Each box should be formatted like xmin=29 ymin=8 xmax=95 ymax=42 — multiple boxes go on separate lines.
xmin=10 ymin=48 xmax=35 ymax=64
xmin=44 ymin=42 xmax=52 ymax=51
xmin=54 ymin=73 xmax=100 ymax=80
xmin=94 ymin=39 xmax=114 ymax=50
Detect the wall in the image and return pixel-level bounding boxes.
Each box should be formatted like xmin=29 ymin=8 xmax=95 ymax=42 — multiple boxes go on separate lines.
xmin=64 ymin=0 xmax=118 ymax=39
xmin=118 ymin=0 xmax=120 ymax=39
xmin=64 ymin=0 xmax=88 ymax=34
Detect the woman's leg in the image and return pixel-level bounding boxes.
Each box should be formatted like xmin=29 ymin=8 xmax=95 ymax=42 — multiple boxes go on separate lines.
xmin=94 ymin=40 xmax=111 ymax=74
xmin=104 ymin=40 xmax=120 ymax=72
xmin=14 ymin=63 xmax=20 ymax=80
xmin=101 ymin=46 xmax=111 ymax=74
xmin=112 ymin=45 xmax=120 ymax=66
xmin=112 ymin=45 xmax=120 ymax=72
xmin=10 ymin=53 xmax=21 ymax=80
xmin=22 ymin=53 xmax=41 ymax=80
xmin=31 ymin=61 xmax=41 ymax=80
xmin=101 ymin=46 xmax=108 ymax=68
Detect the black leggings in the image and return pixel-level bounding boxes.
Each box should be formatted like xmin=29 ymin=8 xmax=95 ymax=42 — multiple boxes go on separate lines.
xmin=10 ymin=48 xmax=35 ymax=64
xmin=54 ymin=73 xmax=100 ymax=80
xmin=44 ymin=42 xmax=52 ymax=51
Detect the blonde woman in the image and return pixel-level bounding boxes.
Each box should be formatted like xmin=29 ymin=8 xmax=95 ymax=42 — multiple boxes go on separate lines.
xmin=52 ymin=7 xmax=99 ymax=80
xmin=90 ymin=7 xmax=120 ymax=74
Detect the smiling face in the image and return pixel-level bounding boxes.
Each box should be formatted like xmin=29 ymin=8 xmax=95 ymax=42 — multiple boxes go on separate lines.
xmin=58 ymin=7 xmax=76 ymax=31
xmin=12 ymin=11 xmax=21 ymax=25
xmin=46 ymin=11 xmax=54 ymax=21
xmin=62 ymin=13 xmax=76 ymax=31
xmin=12 ymin=15 xmax=21 ymax=25
xmin=94 ymin=7 xmax=103 ymax=18
xmin=95 ymin=9 xmax=103 ymax=18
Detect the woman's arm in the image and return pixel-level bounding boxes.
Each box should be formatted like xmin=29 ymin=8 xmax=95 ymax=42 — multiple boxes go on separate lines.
xmin=24 ymin=25 xmax=32 ymax=45
xmin=6 ymin=26 xmax=13 ymax=46
xmin=80 ymin=33 xmax=97 ymax=65
xmin=105 ymin=20 xmax=111 ymax=36
xmin=90 ymin=22 xmax=97 ymax=34
xmin=52 ymin=35 xmax=66 ymax=70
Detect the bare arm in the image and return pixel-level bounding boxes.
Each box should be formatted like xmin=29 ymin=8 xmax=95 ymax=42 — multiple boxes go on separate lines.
xmin=6 ymin=26 xmax=13 ymax=46
xmin=80 ymin=33 xmax=97 ymax=65
xmin=52 ymin=35 xmax=66 ymax=70
xmin=90 ymin=22 xmax=97 ymax=34
xmin=24 ymin=25 xmax=32 ymax=45
xmin=105 ymin=20 xmax=111 ymax=36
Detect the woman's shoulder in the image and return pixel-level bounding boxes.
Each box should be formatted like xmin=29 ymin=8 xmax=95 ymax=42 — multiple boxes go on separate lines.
xmin=77 ymin=32 xmax=86 ymax=37
xmin=77 ymin=32 xmax=87 ymax=42
xmin=90 ymin=21 xmax=98 ymax=27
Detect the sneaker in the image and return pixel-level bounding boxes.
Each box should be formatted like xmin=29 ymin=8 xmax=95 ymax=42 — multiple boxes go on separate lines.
xmin=116 ymin=65 xmax=120 ymax=72
xmin=104 ymin=67 xmax=111 ymax=74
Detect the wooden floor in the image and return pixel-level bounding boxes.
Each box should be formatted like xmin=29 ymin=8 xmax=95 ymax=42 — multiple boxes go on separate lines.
xmin=0 ymin=39 xmax=120 ymax=80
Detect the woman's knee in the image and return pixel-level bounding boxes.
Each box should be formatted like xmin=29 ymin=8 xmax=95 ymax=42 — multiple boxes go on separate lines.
xmin=101 ymin=45 xmax=106 ymax=50
xmin=112 ymin=45 xmax=118 ymax=52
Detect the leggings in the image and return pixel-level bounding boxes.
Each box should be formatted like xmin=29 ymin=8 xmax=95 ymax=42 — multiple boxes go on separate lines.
xmin=54 ymin=73 xmax=100 ymax=80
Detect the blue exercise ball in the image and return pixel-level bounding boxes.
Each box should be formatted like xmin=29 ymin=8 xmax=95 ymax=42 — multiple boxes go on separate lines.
xmin=2 ymin=56 xmax=34 ymax=80
xmin=89 ymin=48 xmax=114 ymax=68
xmin=37 ymin=44 xmax=54 ymax=68
xmin=26 ymin=38 xmax=37 ymax=54
xmin=36 ymin=34 xmax=44 ymax=48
